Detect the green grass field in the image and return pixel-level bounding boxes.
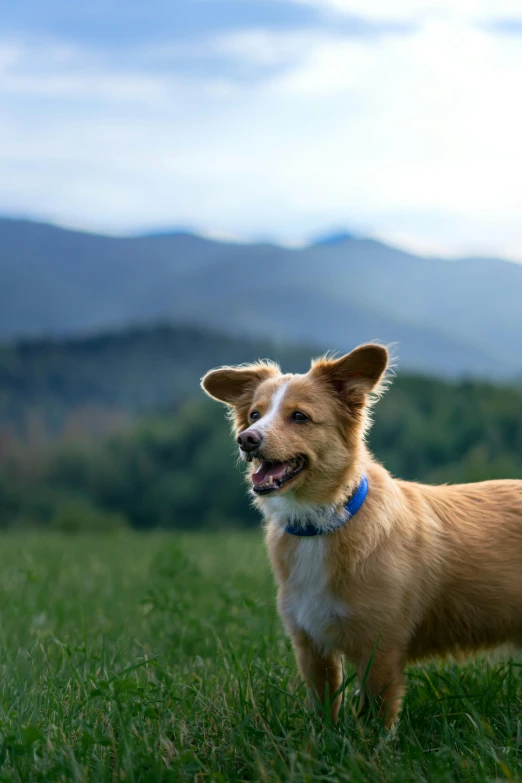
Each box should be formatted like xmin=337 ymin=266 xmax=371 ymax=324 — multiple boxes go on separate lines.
xmin=0 ymin=533 xmax=521 ymax=782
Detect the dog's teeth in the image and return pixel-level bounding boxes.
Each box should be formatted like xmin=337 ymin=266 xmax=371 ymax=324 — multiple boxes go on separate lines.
xmin=269 ymin=476 xmax=274 ymax=485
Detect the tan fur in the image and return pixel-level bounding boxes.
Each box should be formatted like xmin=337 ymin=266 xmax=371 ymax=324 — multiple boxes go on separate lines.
xmin=201 ymin=345 xmax=522 ymax=727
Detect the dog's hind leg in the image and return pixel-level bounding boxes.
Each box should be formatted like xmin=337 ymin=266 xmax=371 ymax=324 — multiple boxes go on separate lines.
xmin=291 ymin=630 xmax=343 ymax=722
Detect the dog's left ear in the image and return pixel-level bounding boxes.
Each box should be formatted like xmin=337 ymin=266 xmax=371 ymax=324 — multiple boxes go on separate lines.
xmin=311 ymin=344 xmax=388 ymax=403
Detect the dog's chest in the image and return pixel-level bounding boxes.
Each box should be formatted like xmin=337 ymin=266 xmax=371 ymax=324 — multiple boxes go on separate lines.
xmin=281 ymin=537 xmax=351 ymax=652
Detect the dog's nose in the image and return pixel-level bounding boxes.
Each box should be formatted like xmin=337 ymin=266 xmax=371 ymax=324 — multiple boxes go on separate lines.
xmin=237 ymin=429 xmax=263 ymax=453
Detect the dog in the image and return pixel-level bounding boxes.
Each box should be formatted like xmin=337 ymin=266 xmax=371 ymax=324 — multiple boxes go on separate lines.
xmin=201 ymin=344 xmax=522 ymax=726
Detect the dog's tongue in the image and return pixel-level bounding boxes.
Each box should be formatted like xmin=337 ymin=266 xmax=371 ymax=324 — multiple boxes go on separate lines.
xmin=252 ymin=461 xmax=288 ymax=486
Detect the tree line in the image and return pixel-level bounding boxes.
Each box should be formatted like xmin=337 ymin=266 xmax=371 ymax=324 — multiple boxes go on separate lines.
xmin=1 ymin=373 xmax=521 ymax=531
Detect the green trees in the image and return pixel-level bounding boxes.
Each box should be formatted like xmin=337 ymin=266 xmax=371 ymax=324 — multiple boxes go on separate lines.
xmin=1 ymin=375 xmax=522 ymax=530
xmin=374 ymin=376 xmax=522 ymax=483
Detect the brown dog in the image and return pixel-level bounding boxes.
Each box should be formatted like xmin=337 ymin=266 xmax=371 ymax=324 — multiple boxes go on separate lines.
xmin=201 ymin=344 xmax=522 ymax=726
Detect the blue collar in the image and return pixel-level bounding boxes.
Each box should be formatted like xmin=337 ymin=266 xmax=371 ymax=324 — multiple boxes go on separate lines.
xmin=284 ymin=475 xmax=369 ymax=537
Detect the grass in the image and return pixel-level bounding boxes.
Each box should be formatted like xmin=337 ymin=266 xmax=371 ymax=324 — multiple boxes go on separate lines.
xmin=0 ymin=532 xmax=520 ymax=781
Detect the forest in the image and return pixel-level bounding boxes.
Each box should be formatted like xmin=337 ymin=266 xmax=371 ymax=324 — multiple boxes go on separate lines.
xmin=1 ymin=325 xmax=521 ymax=531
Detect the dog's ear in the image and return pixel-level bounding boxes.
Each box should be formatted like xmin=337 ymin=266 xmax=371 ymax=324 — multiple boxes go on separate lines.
xmin=311 ymin=344 xmax=388 ymax=405
xmin=201 ymin=362 xmax=279 ymax=406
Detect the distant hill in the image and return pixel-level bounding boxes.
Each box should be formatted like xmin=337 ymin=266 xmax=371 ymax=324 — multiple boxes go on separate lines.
xmin=1 ymin=217 xmax=521 ymax=378
xmin=3 ymin=352 xmax=522 ymax=530
xmin=0 ymin=324 xmax=316 ymax=436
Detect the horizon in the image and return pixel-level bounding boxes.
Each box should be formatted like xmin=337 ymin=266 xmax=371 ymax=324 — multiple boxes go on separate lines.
xmin=2 ymin=212 xmax=522 ymax=264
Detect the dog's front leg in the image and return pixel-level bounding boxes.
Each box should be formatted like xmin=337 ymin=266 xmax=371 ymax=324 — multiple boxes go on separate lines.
xmin=356 ymin=647 xmax=405 ymax=728
xmin=291 ymin=629 xmax=343 ymax=722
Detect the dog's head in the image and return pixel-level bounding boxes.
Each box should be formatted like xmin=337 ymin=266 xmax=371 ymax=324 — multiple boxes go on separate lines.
xmin=201 ymin=344 xmax=388 ymax=505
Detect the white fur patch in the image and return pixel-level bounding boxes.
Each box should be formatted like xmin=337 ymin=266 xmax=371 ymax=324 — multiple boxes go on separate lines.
xmin=255 ymin=382 xmax=288 ymax=435
xmin=238 ymin=382 xmax=288 ymax=461
xmin=280 ymin=537 xmax=352 ymax=654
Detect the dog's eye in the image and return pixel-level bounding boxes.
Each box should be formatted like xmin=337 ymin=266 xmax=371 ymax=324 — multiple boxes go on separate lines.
xmin=250 ymin=410 xmax=260 ymax=422
xmin=291 ymin=411 xmax=309 ymax=423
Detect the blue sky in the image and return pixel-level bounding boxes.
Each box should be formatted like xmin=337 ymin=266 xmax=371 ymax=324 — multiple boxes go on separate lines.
xmin=2 ymin=0 xmax=522 ymax=258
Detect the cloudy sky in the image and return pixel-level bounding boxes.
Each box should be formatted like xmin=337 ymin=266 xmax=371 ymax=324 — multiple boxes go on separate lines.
xmin=2 ymin=0 xmax=522 ymax=257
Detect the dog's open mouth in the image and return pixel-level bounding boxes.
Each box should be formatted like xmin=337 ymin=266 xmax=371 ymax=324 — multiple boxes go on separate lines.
xmin=251 ymin=456 xmax=307 ymax=494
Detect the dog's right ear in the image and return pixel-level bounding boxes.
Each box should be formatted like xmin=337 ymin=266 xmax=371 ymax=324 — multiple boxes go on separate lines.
xmin=201 ymin=362 xmax=279 ymax=406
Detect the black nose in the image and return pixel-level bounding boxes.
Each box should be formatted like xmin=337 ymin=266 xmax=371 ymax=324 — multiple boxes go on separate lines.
xmin=237 ymin=429 xmax=263 ymax=453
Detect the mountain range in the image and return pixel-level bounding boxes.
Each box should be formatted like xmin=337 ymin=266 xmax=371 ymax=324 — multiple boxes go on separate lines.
xmin=2 ymin=217 xmax=522 ymax=378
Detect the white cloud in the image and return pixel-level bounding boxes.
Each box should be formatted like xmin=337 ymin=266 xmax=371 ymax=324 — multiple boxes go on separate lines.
xmin=0 ymin=39 xmax=238 ymax=103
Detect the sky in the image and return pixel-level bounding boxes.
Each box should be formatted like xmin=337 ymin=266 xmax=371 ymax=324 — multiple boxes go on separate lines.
xmin=1 ymin=0 xmax=522 ymax=258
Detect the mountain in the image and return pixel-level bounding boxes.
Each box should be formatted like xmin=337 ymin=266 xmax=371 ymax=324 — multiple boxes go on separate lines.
xmin=1 ymin=217 xmax=521 ymax=378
